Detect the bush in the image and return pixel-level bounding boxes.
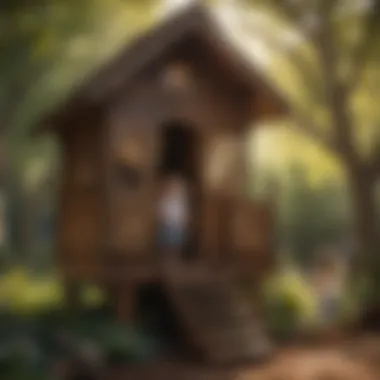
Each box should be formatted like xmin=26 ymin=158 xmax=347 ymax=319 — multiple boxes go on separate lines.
xmin=98 ymin=323 xmax=158 ymax=365
xmin=0 ymin=308 xmax=158 ymax=379
xmin=339 ymin=274 xmax=371 ymax=323
xmin=262 ymin=266 xmax=318 ymax=340
xmin=0 ymin=267 xmax=106 ymax=315
xmin=0 ymin=267 xmax=158 ymax=376
xmin=0 ymin=268 xmax=63 ymax=314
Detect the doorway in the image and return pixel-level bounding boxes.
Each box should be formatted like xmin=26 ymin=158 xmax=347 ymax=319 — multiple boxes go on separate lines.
xmin=157 ymin=121 xmax=201 ymax=259
xmin=136 ymin=283 xmax=189 ymax=357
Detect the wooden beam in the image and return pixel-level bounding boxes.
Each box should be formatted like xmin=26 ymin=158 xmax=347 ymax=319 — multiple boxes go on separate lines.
xmin=115 ymin=281 xmax=137 ymax=324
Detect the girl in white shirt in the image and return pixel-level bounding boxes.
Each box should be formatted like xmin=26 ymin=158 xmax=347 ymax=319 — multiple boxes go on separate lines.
xmin=313 ymin=253 xmax=344 ymax=326
xmin=157 ymin=176 xmax=189 ymax=258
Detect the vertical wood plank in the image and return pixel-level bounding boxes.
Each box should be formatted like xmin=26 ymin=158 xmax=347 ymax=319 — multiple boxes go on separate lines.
xmin=58 ymin=110 xmax=105 ymax=281
xmin=115 ymin=281 xmax=136 ymax=323
xmin=230 ymin=199 xmax=275 ymax=280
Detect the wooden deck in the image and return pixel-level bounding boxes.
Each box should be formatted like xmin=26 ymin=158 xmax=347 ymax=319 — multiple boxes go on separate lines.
xmin=62 ymin=260 xmax=240 ymax=283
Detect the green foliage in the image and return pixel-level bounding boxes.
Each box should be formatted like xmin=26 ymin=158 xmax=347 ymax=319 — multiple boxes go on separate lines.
xmin=3 ymin=0 xmax=158 ymax=150
xmin=2 ymin=0 xmax=159 ymax=258
xmin=0 ymin=311 xmax=156 ymax=379
xmin=275 ymin=164 xmax=350 ymax=263
xmin=240 ymin=0 xmax=380 ymax=163
xmin=339 ymin=277 xmax=367 ymax=323
xmin=262 ymin=265 xmax=318 ymax=340
xmin=262 ymin=263 xmax=358 ymax=339
xmin=98 ymin=323 xmax=157 ymax=365
xmin=0 ymin=266 xmax=159 ymax=377
xmin=348 ymin=270 xmax=380 ymax=313
xmin=0 ymin=267 xmax=106 ymax=315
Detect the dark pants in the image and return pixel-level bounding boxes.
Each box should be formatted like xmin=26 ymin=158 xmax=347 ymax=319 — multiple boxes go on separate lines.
xmin=158 ymin=223 xmax=186 ymax=253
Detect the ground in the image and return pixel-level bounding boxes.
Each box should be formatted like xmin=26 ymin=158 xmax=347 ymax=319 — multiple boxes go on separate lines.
xmin=109 ymin=335 xmax=380 ymax=380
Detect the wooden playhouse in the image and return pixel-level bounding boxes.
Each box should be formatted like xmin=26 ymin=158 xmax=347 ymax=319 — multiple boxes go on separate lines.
xmin=34 ymin=4 xmax=286 ymax=363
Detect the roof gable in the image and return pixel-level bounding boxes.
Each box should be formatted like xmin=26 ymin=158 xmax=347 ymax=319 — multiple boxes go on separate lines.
xmin=34 ymin=3 xmax=287 ymax=134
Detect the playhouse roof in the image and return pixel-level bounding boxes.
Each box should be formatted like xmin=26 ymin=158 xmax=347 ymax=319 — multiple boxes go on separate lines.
xmin=34 ymin=3 xmax=288 ymax=134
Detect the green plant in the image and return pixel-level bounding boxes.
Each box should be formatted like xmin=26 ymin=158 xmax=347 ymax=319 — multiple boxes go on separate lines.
xmin=262 ymin=266 xmax=318 ymax=340
xmin=98 ymin=323 xmax=157 ymax=365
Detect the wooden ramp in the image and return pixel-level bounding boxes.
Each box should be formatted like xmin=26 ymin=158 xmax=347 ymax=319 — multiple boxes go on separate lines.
xmin=163 ymin=268 xmax=272 ymax=364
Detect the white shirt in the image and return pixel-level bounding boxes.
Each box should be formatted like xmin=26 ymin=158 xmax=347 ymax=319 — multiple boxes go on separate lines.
xmin=159 ymin=188 xmax=188 ymax=227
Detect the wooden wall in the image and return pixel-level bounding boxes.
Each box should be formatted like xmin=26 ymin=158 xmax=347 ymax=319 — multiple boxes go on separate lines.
xmin=230 ymin=200 xmax=275 ymax=279
xmin=105 ymin=56 xmax=247 ymax=263
xmin=56 ymin=58 xmax=275 ymax=279
xmin=106 ymin=101 xmax=158 ymax=262
xmin=58 ymin=113 xmax=106 ymax=279
xmin=54 ymin=39 xmax=278 ymax=285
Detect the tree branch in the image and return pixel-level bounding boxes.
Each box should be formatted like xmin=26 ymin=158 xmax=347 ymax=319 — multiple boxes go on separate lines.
xmin=312 ymin=4 xmax=362 ymax=167
xmin=240 ymin=15 xmax=326 ymax=106
xmin=345 ymin=1 xmax=380 ymax=92
xmin=368 ymin=149 xmax=380 ymax=179
xmin=290 ymin=112 xmax=338 ymax=154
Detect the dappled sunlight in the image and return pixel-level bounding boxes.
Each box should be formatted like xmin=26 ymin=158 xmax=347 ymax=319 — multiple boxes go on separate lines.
xmin=263 ymin=265 xmax=319 ymax=331
xmin=23 ymin=158 xmax=49 ymax=193
xmin=248 ymin=125 xmax=280 ymax=170
xmin=249 ymin=125 xmax=344 ymax=188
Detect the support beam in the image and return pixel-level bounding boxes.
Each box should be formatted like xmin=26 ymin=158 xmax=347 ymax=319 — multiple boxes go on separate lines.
xmin=115 ymin=281 xmax=137 ymax=324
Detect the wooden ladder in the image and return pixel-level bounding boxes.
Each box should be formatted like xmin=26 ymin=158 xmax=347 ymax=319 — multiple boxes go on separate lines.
xmin=163 ymin=268 xmax=272 ymax=364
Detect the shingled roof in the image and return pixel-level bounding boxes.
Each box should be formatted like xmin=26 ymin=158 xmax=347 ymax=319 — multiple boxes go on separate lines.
xmin=34 ymin=3 xmax=287 ymax=134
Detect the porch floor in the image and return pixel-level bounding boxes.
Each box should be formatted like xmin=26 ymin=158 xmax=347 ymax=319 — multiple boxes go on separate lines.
xmin=64 ymin=260 xmax=241 ymax=284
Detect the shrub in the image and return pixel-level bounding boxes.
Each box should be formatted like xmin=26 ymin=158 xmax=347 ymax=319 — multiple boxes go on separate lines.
xmin=0 ymin=267 xmax=106 ymax=315
xmin=262 ymin=266 xmax=318 ymax=340
xmin=98 ymin=323 xmax=157 ymax=365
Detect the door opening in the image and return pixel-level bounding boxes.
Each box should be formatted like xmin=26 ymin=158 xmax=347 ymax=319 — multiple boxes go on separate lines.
xmin=136 ymin=283 xmax=189 ymax=357
xmin=159 ymin=122 xmax=198 ymax=179
xmin=157 ymin=121 xmax=200 ymax=260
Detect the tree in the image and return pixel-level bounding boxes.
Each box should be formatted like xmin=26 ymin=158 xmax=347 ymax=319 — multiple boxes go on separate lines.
xmin=236 ymin=0 xmax=380 ymax=288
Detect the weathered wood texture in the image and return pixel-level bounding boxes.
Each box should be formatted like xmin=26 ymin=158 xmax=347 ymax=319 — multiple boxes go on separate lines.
xmin=231 ymin=200 xmax=275 ymax=280
xmin=58 ymin=113 xmax=106 ymax=279
xmin=104 ymin=48 xmax=249 ymax=263
xmin=163 ymin=271 xmax=270 ymax=363
xmin=56 ymin=58 xmax=276 ymax=280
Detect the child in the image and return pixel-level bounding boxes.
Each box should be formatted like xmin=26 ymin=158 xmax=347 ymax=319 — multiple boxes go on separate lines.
xmin=313 ymin=252 xmax=344 ymax=327
xmin=157 ymin=176 xmax=189 ymax=263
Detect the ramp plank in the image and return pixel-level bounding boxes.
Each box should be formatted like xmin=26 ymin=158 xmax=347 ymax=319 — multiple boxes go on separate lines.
xmin=163 ymin=270 xmax=272 ymax=364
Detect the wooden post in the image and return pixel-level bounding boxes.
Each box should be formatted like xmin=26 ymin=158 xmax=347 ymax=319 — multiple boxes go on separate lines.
xmin=115 ymin=281 xmax=136 ymax=324
xmin=200 ymin=192 xmax=219 ymax=264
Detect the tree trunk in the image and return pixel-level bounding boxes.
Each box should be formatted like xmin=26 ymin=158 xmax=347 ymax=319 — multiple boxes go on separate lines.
xmin=347 ymin=169 xmax=379 ymax=305
xmin=348 ymin=172 xmax=378 ymax=264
